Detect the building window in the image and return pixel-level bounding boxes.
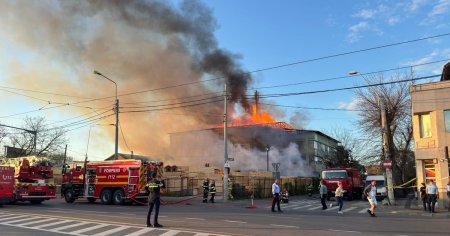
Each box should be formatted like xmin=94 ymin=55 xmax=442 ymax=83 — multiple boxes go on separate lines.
xmin=445 ymin=110 xmax=450 ymax=132
xmin=419 ymin=113 xmax=432 ymax=138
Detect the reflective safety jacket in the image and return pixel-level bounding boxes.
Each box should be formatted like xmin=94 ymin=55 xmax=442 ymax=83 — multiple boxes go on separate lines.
xmin=281 ymin=191 xmax=289 ymax=199
xmin=209 ymin=184 xmax=216 ymax=194
xmin=202 ymin=180 xmax=209 ymax=191
xmin=146 ymin=179 xmax=164 ymax=202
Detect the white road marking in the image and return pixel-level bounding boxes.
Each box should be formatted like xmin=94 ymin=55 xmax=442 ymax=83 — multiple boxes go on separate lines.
xmin=18 ymin=218 xmax=54 ymax=226
xmin=159 ymin=230 xmax=181 ymax=236
xmin=70 ymin=223 xmax=109 ymax=234
xmin=186 ymin=217 xmax=206 ymax=221
xmin=281 ymin=204 xmax=302 ymax=209
xmin=51 ymin=222 xmax=91 ymax=231
xmin=0 ymin=215 xmax=24 ymax=222
xmin=92 ymin=225 xmax=130 ymax=236
xmin=2 ymin=217 xmax=39 ymax=224
xmin=358 ymin=208 xmax=369 ymax=213
xmin=270 ymin=224 xmax=299 ymax=228
xmin=123 ymin=228 xmax=155 ymax=236
xmin=292 ymin=205 xmax=312 ymax=210
xmin=33 ymin=220 xmax=72 ymax=228
xmin=342 ymin=207 xmax=357 ymax=212
xmin=224 ymin=220 xmax=247 ymax=224
xmin=307 ymin=206 xmax=324 ymax=210
xmin=328 ymin=229 xmax=362 ymax=234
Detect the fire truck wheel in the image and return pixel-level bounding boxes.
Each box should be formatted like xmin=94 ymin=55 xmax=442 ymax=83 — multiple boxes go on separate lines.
xmin=100 ymin=189 xmax=113 ymax=205
xmin=64 ymin=189 xmax=75 ymax=203
xmin=87 ymin=197 xmax=96 ymax=203
xmin=113 ymin=189 xmax=125 ymax=205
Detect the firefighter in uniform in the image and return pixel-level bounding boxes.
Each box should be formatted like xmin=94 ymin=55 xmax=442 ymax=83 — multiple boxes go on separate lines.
xmin=228 ymin=178 xmax=234 ymax=200
xmin=281 ymin=188 xmax=289 ymax=203
xmin=202 ymin=178 xmax=209 ymax=203
xmin=146 ymin=172 xmax=164 ymax=228
xmin=209 ymin=180 xmax=216 ymax=203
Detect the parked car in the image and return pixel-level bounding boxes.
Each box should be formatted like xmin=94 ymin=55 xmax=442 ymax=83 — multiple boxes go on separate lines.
xmin=365 ymin=175 xmax=387 ymax=200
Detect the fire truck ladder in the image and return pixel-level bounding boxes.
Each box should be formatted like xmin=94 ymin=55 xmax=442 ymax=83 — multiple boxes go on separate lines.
xmin=84 ymin=169 xmax=96 ymax=197
xmin=127 ymin=167 xmax=140 ymax=197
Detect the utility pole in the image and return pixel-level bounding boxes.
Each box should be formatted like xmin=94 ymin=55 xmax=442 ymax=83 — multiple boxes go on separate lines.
xmin=223 ymin=83 xmax=229 ymax=203
xmin=63 ymin=144 xmax=68 ymax=164
xmin=94 ymin=70 xmax=119 ymax=160
xmin=266 ymin=146 xmax=270 ymax=171
xmin=380 ymin=95 xmax=395 ymax=205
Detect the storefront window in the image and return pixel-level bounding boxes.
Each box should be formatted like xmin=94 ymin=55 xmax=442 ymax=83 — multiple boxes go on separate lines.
xmin=444 ymin=110 xmax=450 ymax=132
xmin=419 ymin=113 xmax=432 ymax=138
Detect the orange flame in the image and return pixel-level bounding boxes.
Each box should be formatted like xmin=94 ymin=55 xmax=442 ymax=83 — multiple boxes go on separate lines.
xmin=229 ymin=104 xmax=276 ymax=127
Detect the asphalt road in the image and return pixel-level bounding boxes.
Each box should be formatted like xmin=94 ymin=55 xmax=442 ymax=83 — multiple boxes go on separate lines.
xmin=0 ymin=197 xmax=448 ymax=236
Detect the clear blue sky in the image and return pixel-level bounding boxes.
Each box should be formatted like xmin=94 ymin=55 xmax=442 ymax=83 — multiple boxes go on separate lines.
xmin=0 ymin=0 xmax=449 ymax=161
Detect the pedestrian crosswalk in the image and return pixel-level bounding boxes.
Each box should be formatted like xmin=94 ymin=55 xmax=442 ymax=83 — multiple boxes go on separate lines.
xmin=267 ymin=200 xmax=370 ymax=214
xmin=0 ymin=212 xmax=226 ymax=236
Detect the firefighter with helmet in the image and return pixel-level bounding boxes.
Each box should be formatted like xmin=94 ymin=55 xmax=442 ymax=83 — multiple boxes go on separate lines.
xmin=281 ymin=188 xmax=289 ymax=203
xmin=146 ymin=172 xmax=164 ymax=228
xmin=209 ymin=180 xmax=216 ymax=203
xmin=202 ymin=178 xmax=209 ymax=203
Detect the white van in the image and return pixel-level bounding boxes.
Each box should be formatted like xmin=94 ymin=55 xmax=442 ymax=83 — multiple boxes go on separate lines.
xmin=365 ymin=175 xmax=387 ymax=200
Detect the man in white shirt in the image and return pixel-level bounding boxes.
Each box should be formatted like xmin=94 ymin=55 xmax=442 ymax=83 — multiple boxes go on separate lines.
xmin=271 ymin=179 xmax=282 ymax=213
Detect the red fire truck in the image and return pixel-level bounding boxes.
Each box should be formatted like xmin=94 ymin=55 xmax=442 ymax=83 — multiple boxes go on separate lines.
xmin=61 ymin=159 xmax=163 ymax=205
xmin=4 ymin=158 xmax=57 ymax=204
xmin=0 ymin=166 xmax=15 ymax=206
xmin=321 ymin=167 xmax=364 ymax=200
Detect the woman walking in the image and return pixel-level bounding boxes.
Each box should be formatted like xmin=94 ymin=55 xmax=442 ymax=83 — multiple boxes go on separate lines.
xmin=335 ymin=181 xmax=344 ymax=214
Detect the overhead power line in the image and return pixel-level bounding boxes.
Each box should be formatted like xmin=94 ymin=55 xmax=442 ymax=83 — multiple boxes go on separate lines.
xmin=260 ymin=103 xmax=366 ymax=112
xmin=251 ymin=58 xmax=450 ymax=90
xmin=119 ymin=121 xmax=131 ymax=152
xmin=120 ymin=99 xmax=223 ymax=114
xmin=255 ymin=74 xmax=441 ymax=99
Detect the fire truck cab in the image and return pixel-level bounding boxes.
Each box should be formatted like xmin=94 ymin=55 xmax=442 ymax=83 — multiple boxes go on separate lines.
xmin=0 ymin=166 xmax=15 ymax=206
xmin=61 ymin=159 xmax=163 ymax=205
xmin=321 ymin=167 xmax=364 ymax=200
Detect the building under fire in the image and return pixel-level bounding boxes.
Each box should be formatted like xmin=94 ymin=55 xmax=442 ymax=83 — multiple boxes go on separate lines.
xmin=169 ymin=121 xmax=339 ymax=176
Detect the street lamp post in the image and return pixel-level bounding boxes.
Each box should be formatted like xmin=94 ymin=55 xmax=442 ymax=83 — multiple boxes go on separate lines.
xmin=266 ymin=146 xmax=271 ymax=171
xmin=94 ymin=70 xmax=119 ymax=160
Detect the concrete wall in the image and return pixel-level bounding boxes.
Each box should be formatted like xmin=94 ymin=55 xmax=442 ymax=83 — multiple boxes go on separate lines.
xmin=411 ymin=80 xmax=450 ymax=208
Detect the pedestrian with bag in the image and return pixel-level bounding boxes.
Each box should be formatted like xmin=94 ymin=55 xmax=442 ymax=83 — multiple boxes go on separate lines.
xmin=271 ymin=179 xmax=282 ymax=213
xmin=319 ymin=180 xmax=328 ymax=210
xmin=419 ymin=183 xmax=427 ymax=211
xmin=335 ymin=181 xmax=344 ymax=214
xmin=364 ymin=180 xmax=377 ymax=217
xmin=146 ymin=172 xmax=164 ymax=228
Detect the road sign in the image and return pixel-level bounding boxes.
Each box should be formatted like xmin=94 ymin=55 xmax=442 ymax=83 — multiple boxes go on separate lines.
xmin=272 ymin=163 xmax=280 ymax=172
xmin=382 ymin=160 xmax=392 ymax=169
xmin=272 ymin=172 xmax=280 ymax=179
xmin=224 ymin=161 xmax=230 ymax=168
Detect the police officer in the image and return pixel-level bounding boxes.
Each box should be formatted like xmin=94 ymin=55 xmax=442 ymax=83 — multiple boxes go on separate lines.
xmin=209 ymin=180 xmax=216 ymax=203
xmin=146 ymin=172 xmax=164 ymax=228
xmin=202 ymin=178 xmax=209 ymax=203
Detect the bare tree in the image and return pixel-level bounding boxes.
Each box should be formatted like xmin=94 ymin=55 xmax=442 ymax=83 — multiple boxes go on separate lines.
xmin=9 ymin=117 xmax=67 ymax=157
xmin=354 ymin=72 xmax=415 ymax=185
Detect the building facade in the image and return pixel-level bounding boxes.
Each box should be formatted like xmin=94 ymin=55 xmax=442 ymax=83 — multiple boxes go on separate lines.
xmin=410 ymin=80 xmax=450 ymax=207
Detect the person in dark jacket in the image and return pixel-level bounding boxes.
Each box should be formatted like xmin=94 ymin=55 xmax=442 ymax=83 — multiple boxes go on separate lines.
xmin=146 ymin=172 xmax=164 ymax=228
xmin=209 ymin=180 xmax=216 ymax=203
xmin=419 ymin=183 xmax=427 ymax=211
xmin=202 ymin=178 xmax=209 ymax=203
